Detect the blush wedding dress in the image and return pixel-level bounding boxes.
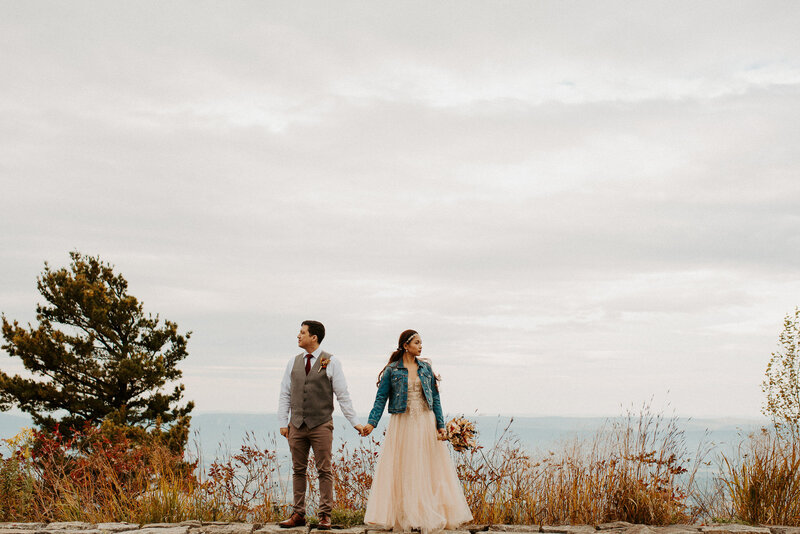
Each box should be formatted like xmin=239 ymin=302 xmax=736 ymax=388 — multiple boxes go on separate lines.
xmin=364 ymin=372 xmax=473 ymax=533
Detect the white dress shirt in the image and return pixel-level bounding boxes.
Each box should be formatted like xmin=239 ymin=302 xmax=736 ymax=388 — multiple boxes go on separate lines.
xmin=277 ymin=346 xmax=361 ymax=428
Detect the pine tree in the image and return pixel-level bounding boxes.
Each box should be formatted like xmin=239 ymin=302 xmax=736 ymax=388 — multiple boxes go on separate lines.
xmin=1 ymin=252 xmax=193 ymax=451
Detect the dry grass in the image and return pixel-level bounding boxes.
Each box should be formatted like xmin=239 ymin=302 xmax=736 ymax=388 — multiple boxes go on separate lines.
xmin=714 ymin=427 xmax=800 ymax=525
xmin=8 ymin=408 xmax=800 ymax=526
xmin=454 ymin=406 xmax=709 ymax=525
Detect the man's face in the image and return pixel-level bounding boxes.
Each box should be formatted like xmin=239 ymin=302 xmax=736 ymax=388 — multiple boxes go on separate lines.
xmin=297 ymin=325 xmax=316 ymax=351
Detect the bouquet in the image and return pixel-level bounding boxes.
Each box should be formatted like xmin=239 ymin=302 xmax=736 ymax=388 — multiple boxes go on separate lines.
xmin=446 ymin=416 xmax=478 ymax=452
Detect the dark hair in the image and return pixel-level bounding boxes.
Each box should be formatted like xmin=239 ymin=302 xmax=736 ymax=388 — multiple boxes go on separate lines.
xmin=301 ymin=320 xmax=325 ymax=343
xmin=375 ymin=329 xmax=419 ymax=386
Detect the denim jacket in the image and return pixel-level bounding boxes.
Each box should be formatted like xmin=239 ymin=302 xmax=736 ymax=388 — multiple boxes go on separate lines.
xmin=367 ymin=358 xmax=444 ymax=429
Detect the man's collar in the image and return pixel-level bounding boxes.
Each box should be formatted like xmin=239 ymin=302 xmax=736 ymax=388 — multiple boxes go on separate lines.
xmin=306 ymin=347 xmax=323 ymax=358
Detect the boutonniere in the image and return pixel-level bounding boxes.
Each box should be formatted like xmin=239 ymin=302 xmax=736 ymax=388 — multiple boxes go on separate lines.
xmin=318 ymin=357 xmax=330 ymax=372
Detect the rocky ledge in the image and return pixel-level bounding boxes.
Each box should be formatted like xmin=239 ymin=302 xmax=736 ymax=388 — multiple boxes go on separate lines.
xmin=1 ymin=521 xmax=798 ymax=534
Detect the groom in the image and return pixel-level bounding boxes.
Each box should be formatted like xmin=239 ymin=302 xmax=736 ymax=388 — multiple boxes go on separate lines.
xmin=278 ymin=320 xmax=363 ymax=529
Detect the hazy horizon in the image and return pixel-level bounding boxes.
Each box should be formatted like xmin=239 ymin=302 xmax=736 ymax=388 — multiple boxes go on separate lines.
xmin=0 ymin=408 xmax=770 ymax=426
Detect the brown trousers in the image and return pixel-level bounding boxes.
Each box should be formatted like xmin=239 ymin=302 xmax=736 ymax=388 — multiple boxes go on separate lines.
xmin=288 ymin=420 xmax=334 ymax=515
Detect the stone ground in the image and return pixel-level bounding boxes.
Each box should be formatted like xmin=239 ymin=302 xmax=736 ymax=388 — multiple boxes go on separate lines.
xmin=1 ymin=521 xmax=799 ymax=534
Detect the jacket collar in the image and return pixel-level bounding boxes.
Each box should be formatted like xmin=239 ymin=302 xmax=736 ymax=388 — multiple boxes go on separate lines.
xmin=396 ymin=356 xmax=420 ymax=370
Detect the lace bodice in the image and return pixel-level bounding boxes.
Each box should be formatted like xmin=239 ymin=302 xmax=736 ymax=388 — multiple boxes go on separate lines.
xmin=405 ymin=372 xmax=431 ymax=416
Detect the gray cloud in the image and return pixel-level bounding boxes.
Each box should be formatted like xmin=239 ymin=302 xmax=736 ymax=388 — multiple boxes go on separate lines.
xmin=1 ymin=1 xmax=799 ymax=418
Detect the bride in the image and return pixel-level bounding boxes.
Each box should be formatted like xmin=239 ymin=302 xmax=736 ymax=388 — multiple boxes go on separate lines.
xmin=361 ymin=330 xmax=473 ymax=532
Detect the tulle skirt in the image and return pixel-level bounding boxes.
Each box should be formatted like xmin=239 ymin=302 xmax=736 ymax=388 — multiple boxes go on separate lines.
xmin=364 ymin=409 xmax=473 ymax=533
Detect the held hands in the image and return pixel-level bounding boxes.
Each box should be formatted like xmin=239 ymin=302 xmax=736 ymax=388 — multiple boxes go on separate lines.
xmin=280 ymin=427 xmax=289 ymax=439
xmin=354 ymin=424 xmax=364 ymax=436
xmin=360 ymin=424 xmax=374 ymax=437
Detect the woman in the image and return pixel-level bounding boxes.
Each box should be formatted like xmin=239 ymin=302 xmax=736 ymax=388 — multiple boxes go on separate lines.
xmin=362 ymin=330 xmax=473 ymax=533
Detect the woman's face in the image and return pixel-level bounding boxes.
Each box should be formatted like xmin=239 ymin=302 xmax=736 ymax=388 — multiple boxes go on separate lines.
xmin=405 ymin=335 xmax=422 ymax=357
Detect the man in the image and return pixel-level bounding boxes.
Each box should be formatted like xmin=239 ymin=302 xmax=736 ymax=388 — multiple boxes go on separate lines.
xmin=277 ymin=320 xmax=363 ymax=529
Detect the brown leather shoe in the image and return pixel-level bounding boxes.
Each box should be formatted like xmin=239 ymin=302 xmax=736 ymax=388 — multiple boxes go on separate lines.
xmin=279 ymin=513 xmax=305 ymax=528
xmin=317 ymin=513 xmax=331 ymax=530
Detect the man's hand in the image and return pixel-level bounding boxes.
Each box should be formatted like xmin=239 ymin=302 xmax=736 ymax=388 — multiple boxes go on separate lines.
xmin=361 ymin=424 xmax=374 ymax=436
xmin=354 ymin=424 xmax=364 ymax=435
xmin=280 ymin=427 xmax=289 ymax=438
xmin=437 ymin=428 xmax=448 ymax=441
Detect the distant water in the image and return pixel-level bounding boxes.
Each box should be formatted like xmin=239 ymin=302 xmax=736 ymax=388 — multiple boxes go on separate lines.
xmin=184 ymin=413 xmax=764 ymax=469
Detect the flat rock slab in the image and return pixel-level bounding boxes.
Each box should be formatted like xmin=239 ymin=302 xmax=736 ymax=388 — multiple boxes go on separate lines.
xmin=310 ymin=529 xmax=366 ymax=534
xmin=253 ymin=527 xmax=305 ymax=534
xmin=0 ymin=526 xmax=47 ymax=531
xmin=196 ymin=526 xmax=254 ymax=534
xmin=542 ymin=528 xmax=596 ymax=534
xmin=598 ymin=524 xmax=634 ymax=531
xmin=96 ymin=525 xmax=139 ymax=533
xmin=702 ymin=528 xmax=771 ymax=534
xmin=489 ymin=527 xmax=541 ymax=532
xmin=45 ymin=526 xmax=94 ymax=531
xmin=769 ymin=529 xmax=800 ymax=534
xmin=652 ymin=527 xmax=702 ymax=534
xmin=134 ymin=528 xmax=190 ymax=534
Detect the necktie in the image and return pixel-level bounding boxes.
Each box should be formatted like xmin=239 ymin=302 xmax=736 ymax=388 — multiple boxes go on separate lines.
xmin=305 ymin=354 xmax=313 ymax=375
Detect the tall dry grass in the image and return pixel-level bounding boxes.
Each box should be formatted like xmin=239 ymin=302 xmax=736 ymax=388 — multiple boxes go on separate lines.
xmin=454 ymin=407 xmax=709 ymax=525
xmin=713 ymin=427 xmax=800 ymax=525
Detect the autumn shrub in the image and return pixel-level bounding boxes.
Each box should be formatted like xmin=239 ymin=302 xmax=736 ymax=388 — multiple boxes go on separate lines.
xmin=196 ymin=431 xmax=290 ymax=522
xmin=331 ymin=435 xmax=381 ymax=512
xmin=4 ymin=422 xmax=194 ymax=522
xmin=1 ymin=428 xmax=36 ymax=521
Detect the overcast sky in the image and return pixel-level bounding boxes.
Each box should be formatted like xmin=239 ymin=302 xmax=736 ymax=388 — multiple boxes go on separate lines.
xmin=1 ymin=1 xmax=799 ymax=420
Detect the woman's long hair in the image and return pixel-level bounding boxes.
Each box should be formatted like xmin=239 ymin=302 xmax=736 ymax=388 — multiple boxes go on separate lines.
xmin=375 ymin=329 xmax=419 ymax=386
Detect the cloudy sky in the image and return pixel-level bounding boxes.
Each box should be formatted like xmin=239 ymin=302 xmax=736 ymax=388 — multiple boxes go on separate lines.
xmin=1 ymin=1 xmax=799 ymax=420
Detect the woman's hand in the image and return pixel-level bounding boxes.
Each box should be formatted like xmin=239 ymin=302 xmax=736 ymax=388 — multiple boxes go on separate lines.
xmin=361 ymin=424 xmax=374 ymax=437
xmin=437 ymin=428 xmax=448 ymax=441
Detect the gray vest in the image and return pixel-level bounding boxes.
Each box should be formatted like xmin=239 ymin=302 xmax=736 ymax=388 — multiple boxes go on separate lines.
xmin=289 ymin=351 xmax=334 ymax=429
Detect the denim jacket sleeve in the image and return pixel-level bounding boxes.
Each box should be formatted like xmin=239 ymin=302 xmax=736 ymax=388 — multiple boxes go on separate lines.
xmin=368 ymin=367 xmax=392 ymax=427
xmin=430 ymin=370 xmax=445 ymax=430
